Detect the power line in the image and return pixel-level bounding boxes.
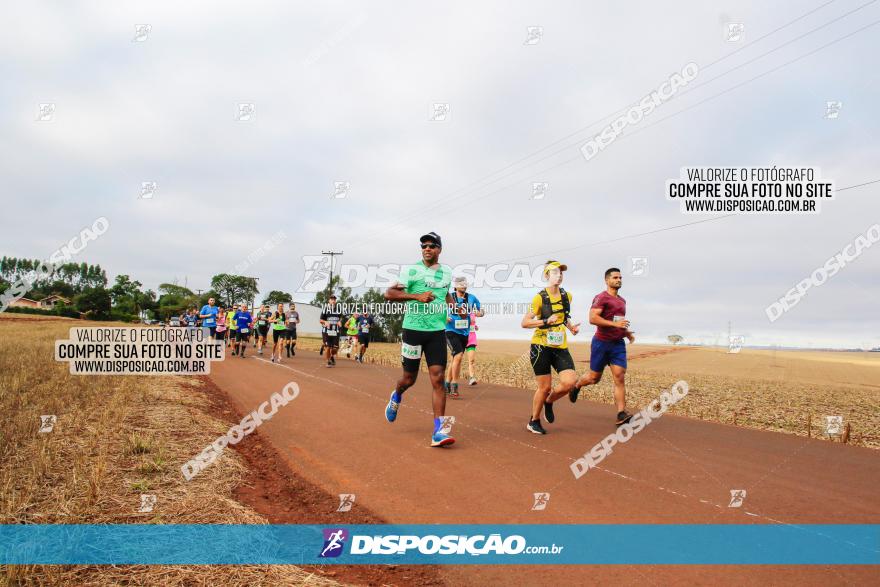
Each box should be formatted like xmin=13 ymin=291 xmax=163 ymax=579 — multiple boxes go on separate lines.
xmin=435 ymin=8 xmax=880 ymax=231
xmin=341 ymin=0 xmax=870 ymax=248
xmin=837 ymin=178 xmax=880 ymax=191
xmin=478 ymin=178 xmax=879 ymax=265
xmin=389 ymin=15 xmax=880 ymax=260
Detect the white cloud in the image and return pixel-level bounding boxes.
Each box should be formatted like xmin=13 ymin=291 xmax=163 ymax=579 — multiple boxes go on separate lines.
xmin=1 ymin=0 xmax=878 ymax=347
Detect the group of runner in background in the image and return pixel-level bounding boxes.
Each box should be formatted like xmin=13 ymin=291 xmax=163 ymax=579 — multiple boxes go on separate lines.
xmin=187 ymin=292 xmax=485 ymax=378
xmin=315 ymin=295 xmax=377 ymax=367
xmin=182 ymin=230 xmax=632 ymax=448
xmin=189 ymin=300 xmax=302 ymax=362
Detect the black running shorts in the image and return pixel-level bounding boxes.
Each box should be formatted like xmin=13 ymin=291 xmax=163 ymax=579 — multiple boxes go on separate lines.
xmin=445 ymin=331 xmax=468 ymax=356
xmin=530 ymin=343 xmax=575 ymax=376
xmin=401 ymin=328 xmax=447 ymax=373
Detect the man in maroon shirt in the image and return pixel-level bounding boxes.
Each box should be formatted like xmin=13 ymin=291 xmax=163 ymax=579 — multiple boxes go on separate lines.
xmin=569 ymin=267 xmax=636 ymax=426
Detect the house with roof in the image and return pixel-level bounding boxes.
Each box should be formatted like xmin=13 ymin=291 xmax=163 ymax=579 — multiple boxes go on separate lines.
xmin=8 ymin=295 xmax=71 ymax=310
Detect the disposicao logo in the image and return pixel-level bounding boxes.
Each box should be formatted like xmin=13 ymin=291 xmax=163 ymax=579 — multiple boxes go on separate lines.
xmin=319 ymin=528 xmax=349 ymax=558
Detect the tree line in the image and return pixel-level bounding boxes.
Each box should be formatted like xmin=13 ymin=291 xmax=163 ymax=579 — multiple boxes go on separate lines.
xmin=0 ymin=256 xmax=402 ymax=341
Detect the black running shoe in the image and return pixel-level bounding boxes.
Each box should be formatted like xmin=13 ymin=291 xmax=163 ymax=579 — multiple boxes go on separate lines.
xmin=543 ymin=401 xmax=555 ymax=424
xmin=569 ymin=386 xmax=581 ymax=403
xmin=616 ymin=411 xmax=634 ymax=426
xmin=526 ymin=419 xmax=547 ymax=435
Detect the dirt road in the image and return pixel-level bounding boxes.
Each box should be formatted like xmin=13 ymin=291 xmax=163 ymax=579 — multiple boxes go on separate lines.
xmin=208 ymin=348 xmax=879 ymax=585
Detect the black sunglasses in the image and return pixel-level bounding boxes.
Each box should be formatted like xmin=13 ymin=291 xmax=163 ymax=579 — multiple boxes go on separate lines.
xmin=420 ymin=243 xmax=440 ymax=249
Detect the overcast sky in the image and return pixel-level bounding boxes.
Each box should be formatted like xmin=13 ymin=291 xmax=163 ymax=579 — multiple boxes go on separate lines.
xmin=1 ymin=0 xmax=878 ymax=348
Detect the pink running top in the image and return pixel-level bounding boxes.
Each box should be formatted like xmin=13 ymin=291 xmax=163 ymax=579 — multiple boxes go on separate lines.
xmin=467 ymin=313 xmax=477 ymax=347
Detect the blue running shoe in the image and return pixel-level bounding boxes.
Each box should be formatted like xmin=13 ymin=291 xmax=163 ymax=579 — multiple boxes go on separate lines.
xmin=385 ymin=391 xmax=402 ymax=423
xmin=430 ymin=431 xmax=455 ymax=447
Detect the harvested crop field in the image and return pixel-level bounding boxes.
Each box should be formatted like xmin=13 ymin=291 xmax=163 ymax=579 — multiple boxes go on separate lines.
xmin=305 ymin=336 xmax=880 ymax=449
xmin=0 ymin=315 xmax=344 ymax=586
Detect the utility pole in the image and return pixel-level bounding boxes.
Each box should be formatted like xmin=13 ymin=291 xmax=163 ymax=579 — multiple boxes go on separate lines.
xmin=244 ymin=277 xmax=259 ymax=312
xmin=321 ymin=250 xmax=343 ymax=296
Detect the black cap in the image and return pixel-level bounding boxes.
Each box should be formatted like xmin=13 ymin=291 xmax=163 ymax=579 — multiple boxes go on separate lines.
xmin=419 ymin=232 xmax=442 ymax=248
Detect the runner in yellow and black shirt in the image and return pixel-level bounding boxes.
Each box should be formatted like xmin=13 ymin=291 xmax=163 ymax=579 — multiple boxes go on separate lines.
xmin=520 ymin=260 xmax=581 ymax=435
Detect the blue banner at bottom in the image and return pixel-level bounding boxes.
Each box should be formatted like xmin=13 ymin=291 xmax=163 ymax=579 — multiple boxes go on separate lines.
xmin=1 ymin=524 xmax=877 ymax=565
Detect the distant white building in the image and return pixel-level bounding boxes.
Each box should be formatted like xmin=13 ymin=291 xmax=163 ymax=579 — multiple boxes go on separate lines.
xmin=288 ymin=302 xmax=323 ymax=336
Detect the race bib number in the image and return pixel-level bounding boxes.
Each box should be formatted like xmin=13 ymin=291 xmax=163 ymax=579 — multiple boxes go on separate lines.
xmin=454 ymin=319 xmax=468 ymax=330
xmin=546 ymin=330 xmax=564 ymax=346
xmin=240 ymin=328 xmax=249 ymax=333
xmin=361 ymin=326 xmax=369 ymax=333
xmin=327 ymin=327 xmax=337 ymax=335
xmin=401 ymin=342 xmax=422 ymax=359
xmin=259 ymin=320 xmax=266 ymax=325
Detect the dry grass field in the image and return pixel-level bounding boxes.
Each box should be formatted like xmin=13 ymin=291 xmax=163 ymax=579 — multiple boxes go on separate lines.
xmin=2 ymin=316 xmax=876 ymax=583
xmin=314 ymin=336 xmax=880 ymax=449
xmin=0 ymin=315 xmax=341 ymax=586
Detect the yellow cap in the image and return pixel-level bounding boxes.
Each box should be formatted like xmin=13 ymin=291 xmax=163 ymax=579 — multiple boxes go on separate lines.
xmin=543 ymin=261 xmax=568 ymax=275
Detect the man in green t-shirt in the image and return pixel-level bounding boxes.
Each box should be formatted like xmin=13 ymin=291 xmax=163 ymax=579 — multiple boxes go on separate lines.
xmin=344 ymin=313 xmax=360 ymax=358
xmin=383 ymin=232 xmax=466 ymax=448
xmin=269 ymin=303 xmax=288 ymax=363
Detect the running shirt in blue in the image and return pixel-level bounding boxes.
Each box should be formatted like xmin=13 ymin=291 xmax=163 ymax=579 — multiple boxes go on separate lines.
xmin=445 ymin=293 xmax=480 ymax=335
xmin=185 ymin=314 xmax=197 ymax=327
xmin=233 ymin=311 xmax=253 ymax=331
xmin=357 ymin=315 xmax=374 ymax=334
xmin=200 ymin=305 xmax=219 ymax=327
